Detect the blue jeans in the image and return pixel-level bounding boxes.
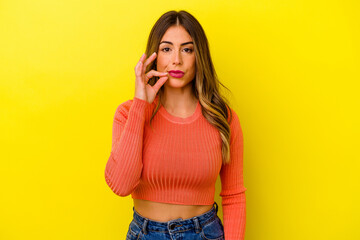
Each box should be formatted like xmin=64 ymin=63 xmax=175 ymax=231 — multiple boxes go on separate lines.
xmin=126 ymin=201 xmax=224 ymax=240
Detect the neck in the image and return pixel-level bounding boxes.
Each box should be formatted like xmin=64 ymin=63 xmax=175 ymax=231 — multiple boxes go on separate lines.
xmin=160 ymin=85 xmax=198 ymax=113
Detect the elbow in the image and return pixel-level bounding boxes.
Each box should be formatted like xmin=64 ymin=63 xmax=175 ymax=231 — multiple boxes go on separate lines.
xmin=104 ymin=171 xmax=139 ymax=197
xmin=104 ymin=153 xmax=143 ymax=197
xmin=220 ymin=187 xmax=247 ymax=205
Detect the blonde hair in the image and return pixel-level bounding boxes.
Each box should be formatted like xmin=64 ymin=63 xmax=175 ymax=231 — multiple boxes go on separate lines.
xmin=145 ymin=10 xmax=234 ymax=165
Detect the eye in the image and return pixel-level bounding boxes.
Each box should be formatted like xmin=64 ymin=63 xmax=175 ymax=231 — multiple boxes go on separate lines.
xmin=161 ymin=47 xmax=171 ymax=52
xmin=184 ymin=48 xmax=193 ymax=53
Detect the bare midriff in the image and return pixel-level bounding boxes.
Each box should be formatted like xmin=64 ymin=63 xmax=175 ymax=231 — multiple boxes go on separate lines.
xmin=133 ymin=198 xmax=213 ymax=222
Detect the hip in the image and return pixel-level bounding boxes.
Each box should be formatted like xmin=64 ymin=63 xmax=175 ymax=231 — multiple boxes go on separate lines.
xmin=126 ymin=201 xmax=224 ymax=240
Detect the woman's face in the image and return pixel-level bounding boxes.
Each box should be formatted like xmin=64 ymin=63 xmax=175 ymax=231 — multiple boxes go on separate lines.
xmin=156 ymin=25 xmax=196 ymax=88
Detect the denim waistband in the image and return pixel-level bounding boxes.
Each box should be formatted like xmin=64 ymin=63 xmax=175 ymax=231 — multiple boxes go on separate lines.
xmin=131 ymin=201 xmax=219 ymax=234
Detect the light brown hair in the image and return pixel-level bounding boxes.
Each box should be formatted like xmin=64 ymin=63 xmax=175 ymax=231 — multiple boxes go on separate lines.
xmin=145 ymin=10 xmax=234 ymax=165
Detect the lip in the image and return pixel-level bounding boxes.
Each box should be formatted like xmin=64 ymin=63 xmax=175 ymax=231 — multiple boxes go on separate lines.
xmin=168 ymin=70 xmax=184 ymax=78
xmin=169 ymin=70 xmax=184 ymax=74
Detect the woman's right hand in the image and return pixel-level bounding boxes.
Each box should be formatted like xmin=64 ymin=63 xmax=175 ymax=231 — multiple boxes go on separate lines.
xmin=134 ymin=52 xmax=168 ymax=104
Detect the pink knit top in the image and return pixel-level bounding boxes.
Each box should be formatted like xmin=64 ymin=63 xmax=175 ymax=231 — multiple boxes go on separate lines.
xmin=105 ymin=95 xmax=247 ymax=239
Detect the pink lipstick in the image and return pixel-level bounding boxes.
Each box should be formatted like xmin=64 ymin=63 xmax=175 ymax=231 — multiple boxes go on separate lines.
xmin=169 ymin=70 xmax=184 ymax=78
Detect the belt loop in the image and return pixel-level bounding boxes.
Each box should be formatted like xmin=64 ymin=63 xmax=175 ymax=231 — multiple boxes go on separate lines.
xmin=214 ymin=201 xmax=218 ymax=214
xmin=192 ymin=217 xmax=201 ymax=233
xmin=142 ymin=219 xmax=148 ymax=235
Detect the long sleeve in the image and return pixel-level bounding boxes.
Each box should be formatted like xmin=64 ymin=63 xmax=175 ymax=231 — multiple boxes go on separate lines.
xmin=219 ymin=109 xmax=247 ymax=240
xmin=104 ymin=97 xmax=150 ymax=196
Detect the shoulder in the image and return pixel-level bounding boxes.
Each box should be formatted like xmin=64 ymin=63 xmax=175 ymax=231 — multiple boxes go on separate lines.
xmin=227 ymin=105 xmax=241 ymax=127
xmin=117 ymin=99 xmax=133 ymax=112
xmin=110 ymin=99 xmax=132 ymax=124
xmin=116 ymin=97 xmax=152 ymax=112
xmin=226 ymin=105 xmax=243 ymax=141
xmin=113 ymin=99 xmax=133 ymax=117
xmin=114 ymin=97 xmax=157 ymax=119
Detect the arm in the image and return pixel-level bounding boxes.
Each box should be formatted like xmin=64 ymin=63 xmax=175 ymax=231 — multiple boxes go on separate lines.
xmin=104 ymin=97 xmax=150 ymax=196
xmin=219 ymin=109 xmax=247 ymax=240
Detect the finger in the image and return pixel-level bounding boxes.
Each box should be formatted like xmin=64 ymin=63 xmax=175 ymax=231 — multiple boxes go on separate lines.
xmin=135 ymin=60 xmax=143 ymax=77
xmin=152 ymin=76 xmax=168 ymax=93
xmin=145 ymin=70 xmax=168 ymax=80
xmin=139 ymin=53 xmax=146 ymax=62
xmin=135 ymin=54 xmax=146 ymax=77
xmin=142 ymin=52 xmax=157 ymax=75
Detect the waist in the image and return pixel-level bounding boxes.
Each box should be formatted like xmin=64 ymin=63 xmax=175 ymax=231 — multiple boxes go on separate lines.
xmin=133 ymin=198 xmax=214 ymax=222
xmin=131 ymin=201 xmax=219 ymax=230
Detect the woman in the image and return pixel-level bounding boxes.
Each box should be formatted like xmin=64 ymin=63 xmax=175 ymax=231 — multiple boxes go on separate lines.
xmin=105 ymin=10 xmax=247 ymax=240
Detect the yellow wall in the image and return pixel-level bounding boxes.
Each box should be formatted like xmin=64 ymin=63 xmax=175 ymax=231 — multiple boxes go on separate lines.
xmin=1 ymin=0 xmax=359 ymax=239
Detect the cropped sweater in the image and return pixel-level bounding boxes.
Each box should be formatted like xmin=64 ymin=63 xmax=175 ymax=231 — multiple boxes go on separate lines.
xmin=104 ymin=95 xmax=247 ymax=240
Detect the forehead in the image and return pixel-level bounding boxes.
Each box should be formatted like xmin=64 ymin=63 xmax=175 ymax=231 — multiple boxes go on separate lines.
xmin=160 ymin=25 xmax=193 ymax=42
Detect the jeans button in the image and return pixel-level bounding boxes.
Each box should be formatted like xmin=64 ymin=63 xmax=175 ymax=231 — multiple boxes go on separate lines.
xmin=169 ymin=224 xmax=175 ymax=230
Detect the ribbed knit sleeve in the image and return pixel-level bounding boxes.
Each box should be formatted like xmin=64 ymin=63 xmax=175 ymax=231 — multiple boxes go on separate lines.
xmin=104 ymin=97 xmax=150 ymax=196
xmin=219 ymin=109 xmax=247 ymax=240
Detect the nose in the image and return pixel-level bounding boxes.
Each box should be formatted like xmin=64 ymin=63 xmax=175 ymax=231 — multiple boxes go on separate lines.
xmin=172 ymin=50 xmax=182 ymax=65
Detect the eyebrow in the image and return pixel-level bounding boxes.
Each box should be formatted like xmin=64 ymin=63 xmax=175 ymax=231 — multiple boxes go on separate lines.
xmin=159 ymin=41 xmax=194 ymax=46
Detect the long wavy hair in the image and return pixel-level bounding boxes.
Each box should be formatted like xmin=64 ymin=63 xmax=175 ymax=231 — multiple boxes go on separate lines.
xmin=145 ymin=10 xmax=234 ymax=165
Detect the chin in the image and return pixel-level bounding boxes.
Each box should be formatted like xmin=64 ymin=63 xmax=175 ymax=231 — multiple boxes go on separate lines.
xmin=165 ymin=82 xmax=183 ymax=88
xmin=165 ymin=78 xmax=192 ymax=88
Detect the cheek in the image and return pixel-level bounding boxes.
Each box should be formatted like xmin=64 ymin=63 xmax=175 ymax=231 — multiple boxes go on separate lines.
xmin=156 ymin=56 xmax=168 ymax=68
xmin=190 ymin=59 xmax=196 ymax=71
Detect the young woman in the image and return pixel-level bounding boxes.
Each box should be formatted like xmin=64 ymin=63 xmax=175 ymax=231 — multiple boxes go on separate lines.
xmin=105 ymin=10 xmax=247 ymax=240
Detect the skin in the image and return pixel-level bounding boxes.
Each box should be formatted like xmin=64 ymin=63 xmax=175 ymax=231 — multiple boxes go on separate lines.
xmin=133 ymin=25 xmax=213 ymax=222
xmin=156 ymin=25 xmax=198 ymax=115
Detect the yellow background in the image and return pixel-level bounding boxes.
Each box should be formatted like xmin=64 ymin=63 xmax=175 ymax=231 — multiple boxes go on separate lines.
xmin=1 ymin=0 xmax=359 ymax=239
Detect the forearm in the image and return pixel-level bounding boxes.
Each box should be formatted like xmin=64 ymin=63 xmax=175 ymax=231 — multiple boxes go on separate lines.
xmin=105 ymin=97 xmax=149 ymax=196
